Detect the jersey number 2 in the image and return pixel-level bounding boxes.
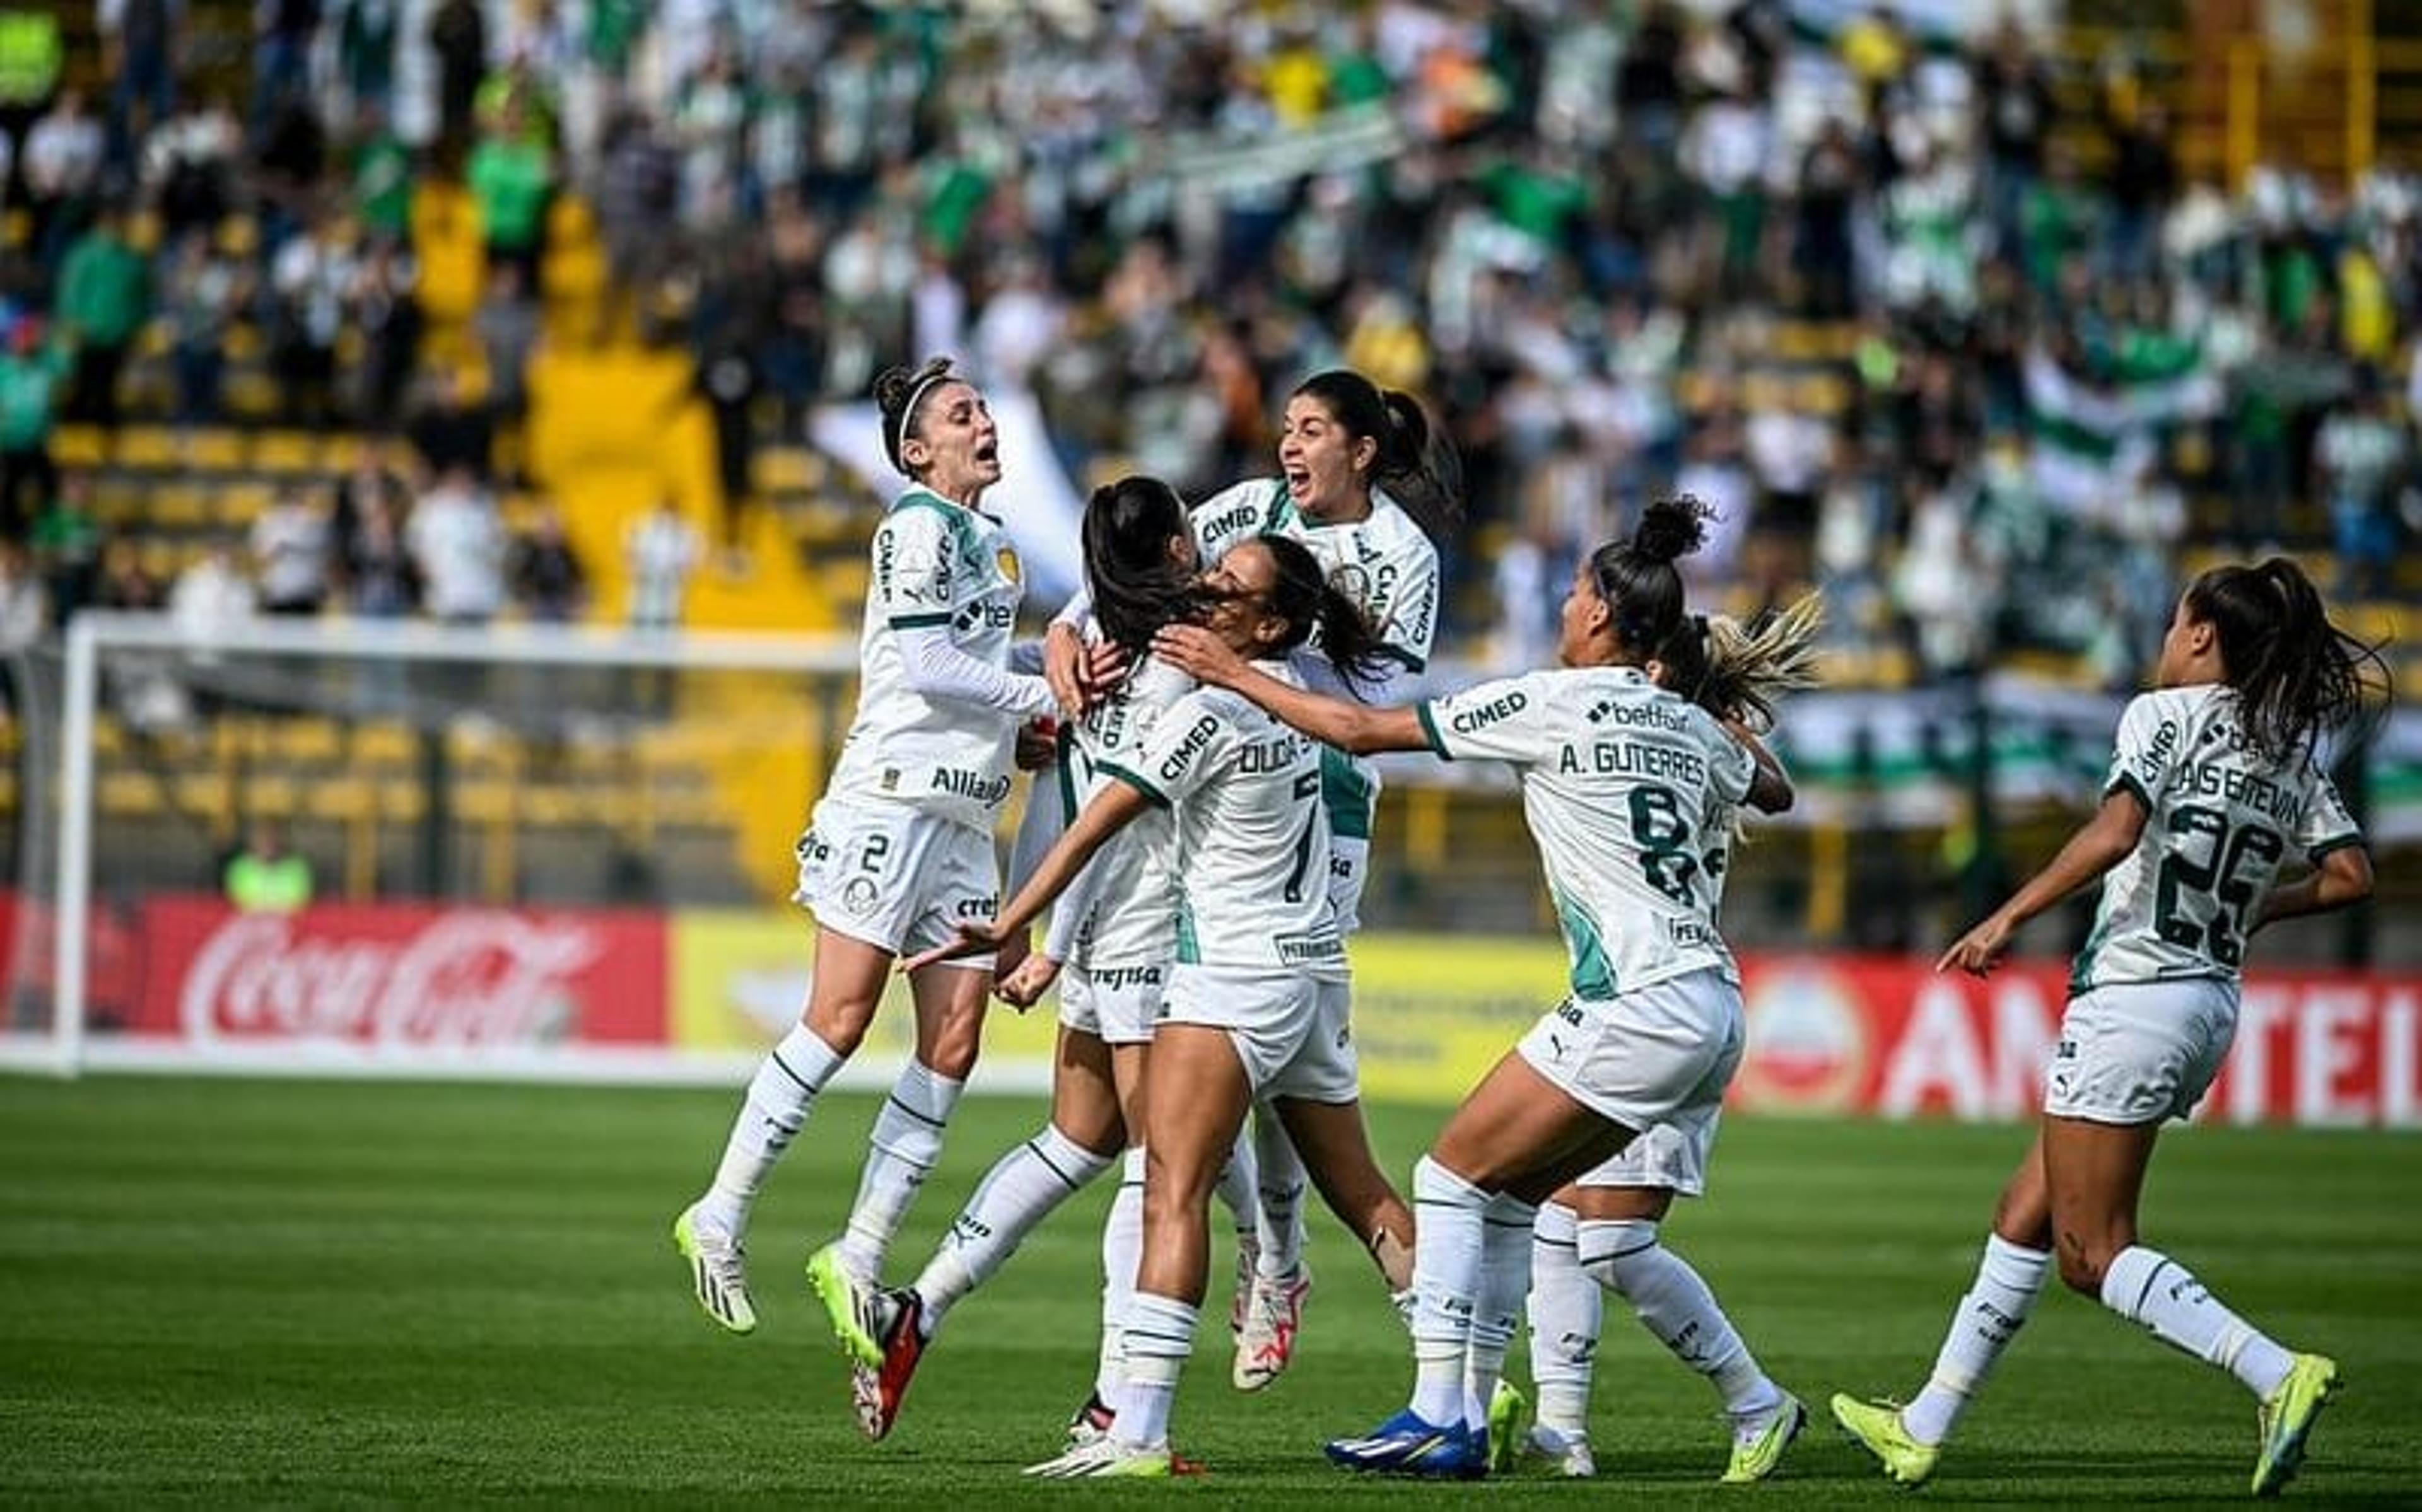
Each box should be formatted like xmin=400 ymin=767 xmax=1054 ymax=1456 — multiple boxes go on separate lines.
xmin=2153 ymin=803 xmax=2283 ymax=968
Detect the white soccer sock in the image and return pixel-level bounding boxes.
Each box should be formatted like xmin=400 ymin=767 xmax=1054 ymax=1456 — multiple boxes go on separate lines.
xmin=1409 ymin=1156 xmax=1489 ymax=1426
xmin=1251 ymin=1108 xmax=1306 ymax=1281
xmin=1581 ymin=1218 xmax=1780 ymax=1421
xmin=1097 ymin=1146 xmax=1146 ymax=1404
xmin=2100 ymin=1244 xmax=2295 ymax=1400
xmin=915 ymin=1122 xmax=1114 ymax=1332
xmin=698 ymin=1023 xmax=843 ymax=1236
xmin=836 ymin=1059 xmax=964 ymax=1282
xmin=1214 ymin=1128 xmax=1261 ymax=1269
xmin=1464 ymin=1190 xmax=1538 ymax=1426
xmin=1114 ymin=1291 xmax=1199 ymax=1450
xmin=1901 ymin=1233 xmax=2052 ymax=1445
xmin=1526 ymin=1201 xmax=1601 ymax=1435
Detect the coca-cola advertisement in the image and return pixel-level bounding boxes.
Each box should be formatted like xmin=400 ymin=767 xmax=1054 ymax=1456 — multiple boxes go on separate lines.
xmin=133 ymin=898 xmax=667 ymax=1050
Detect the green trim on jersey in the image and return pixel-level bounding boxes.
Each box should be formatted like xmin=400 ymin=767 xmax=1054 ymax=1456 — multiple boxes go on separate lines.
xmin=2105 ymin=770 xmax=2154 ymax=811
xmin=887 ymin=612 xmax=954 ymax=630
xmin=1319 ymin=747 xmax=1374 ymax=840
xmin=1097 ymin=760 xmax=1169 ymax=808
xmin=1373 ymin=643 xmax=1427 ymax=672
xmin=2306 ymin=832 xmax=2365 ymax=863
xmin=885 ymin=489 xmax=987 ymax=569
xmin=1054 ymin=724 xmax=1081 ymax=820
xmin=1555 ymin=890 xmax=1618 ymax=1000
xmin=1415 ymin=701 xmax=1453 ymax=759
xmin=1174 ymin=900 xmax=1200 ymax=964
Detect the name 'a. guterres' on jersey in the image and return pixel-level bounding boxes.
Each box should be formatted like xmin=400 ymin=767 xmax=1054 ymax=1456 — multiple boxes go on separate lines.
xmin=2070 ymin=682 xmax=2363 ymax=992
xmin=1094 ymin=660 xmax=1349 ymax=980
xmin=1416 ymin=665 xmax=1757 ymax=1003
xmin=829 ymin=488 xmax=1030 ymax=830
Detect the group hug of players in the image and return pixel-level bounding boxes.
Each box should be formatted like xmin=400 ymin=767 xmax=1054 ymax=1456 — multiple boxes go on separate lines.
xmin=669 ymin=357 xmax=2380 ymax=1495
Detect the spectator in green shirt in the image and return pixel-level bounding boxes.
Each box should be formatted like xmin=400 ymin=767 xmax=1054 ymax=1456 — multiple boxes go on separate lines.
xmin=56 ymin=202 xmax=151 ymax=429
xmin=467 ymin=100 xmax=554 ymax=286
xmin=0 ymin=317 xmax=67 ymax=536
xmin=225 ymin=817 xmax=314 ymax=913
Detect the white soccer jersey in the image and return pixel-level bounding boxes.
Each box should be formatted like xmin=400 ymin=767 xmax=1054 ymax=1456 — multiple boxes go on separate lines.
xmin=1419 ymin=666 xmax=1755 ymax=998
xmin=1099 ymin=668 xmax=1347 ymax=978
xmin=2070 ymin=684 xmax=2363 ymax=992
xmin=1055 ymin=647 xmax=1191 ymax=970
xmin=827 ymin=489 xmax=1029 ymax=830
xmin=1190 ymin=476 xmax=1441 ymax=855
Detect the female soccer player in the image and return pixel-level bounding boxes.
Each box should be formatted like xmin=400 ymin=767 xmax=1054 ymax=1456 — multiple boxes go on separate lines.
xmin=1832 ymin=559 xmax=2378 ymax=1498
xmin=1050 ymin=368 xmax=1458 ymax=1389
xmin=911 ymin=533 xmax=1420 ymax=1478
xmin=825 ymin=477 xmax=1265 ymax=1445
xmin=1155 ymin=497 xmax=1793 ymax=1479
xmin=1495 ymin=598 xmax=1823 ymax=1484
xmin=671 ymin=356 xmax=1058 ymax=1339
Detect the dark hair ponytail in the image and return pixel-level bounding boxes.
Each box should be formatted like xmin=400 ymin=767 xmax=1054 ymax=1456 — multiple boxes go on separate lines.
xmin=1290 ymin=369 xmax=1463 ymax=545
xmin=2184 ymin=557 xmax=2390 ymax=764
xmin=873 ymin=355 xmax=961 ymax=478
xmin=1257 ymin=535 xmax=1389 ymax=691
xmin=1082 ymin=475 xmax=1198 ymax=655
xmin=1588 ymin=495 xmax=1712 ymax=656
xmin=1655 ymin=593 xmax=1825 ymax=731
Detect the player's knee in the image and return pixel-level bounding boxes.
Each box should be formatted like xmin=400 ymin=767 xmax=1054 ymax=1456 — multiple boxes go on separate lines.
xmin=918 ymin=1023 xmax=983 ymax=1079
xmin=2055 ymin=1240 xmax=2117 ymax=1296
xmin=804 ymin=1003 xmax=874 ymax=1057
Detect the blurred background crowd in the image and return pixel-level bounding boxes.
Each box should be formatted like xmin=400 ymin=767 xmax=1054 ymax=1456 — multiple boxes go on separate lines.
xmin=0 ymin=0 xmax=2416 ymax=689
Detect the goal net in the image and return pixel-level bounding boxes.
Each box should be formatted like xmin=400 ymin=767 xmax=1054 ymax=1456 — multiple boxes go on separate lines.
xmin=0 ymin=612 xmax=1060 ymax=1088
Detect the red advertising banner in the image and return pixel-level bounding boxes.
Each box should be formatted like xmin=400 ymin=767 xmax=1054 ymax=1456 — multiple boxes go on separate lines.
xmin=131 ymin=897 xmax=669 ymax=1051
xmin=1733 ymin=956 xmax=2422 ymax=1129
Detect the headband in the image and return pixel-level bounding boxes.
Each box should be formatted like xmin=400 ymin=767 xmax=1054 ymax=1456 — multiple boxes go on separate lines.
xmin=884 ymin=371 xmax=953 ymax=473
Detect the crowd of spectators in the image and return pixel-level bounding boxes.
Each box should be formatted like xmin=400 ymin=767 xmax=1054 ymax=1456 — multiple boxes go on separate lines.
xmin=0 ymin=1 xmax=2415 ymax=690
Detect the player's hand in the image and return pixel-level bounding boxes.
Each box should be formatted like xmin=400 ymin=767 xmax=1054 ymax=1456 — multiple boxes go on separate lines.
xmin=994 ymin=952 xmax=1062 ymax=1009
xmin=1014 ymin=716 xmax=1059 ymax=771
xmin=1937 ymin=915 xmax=2014 ymax=977
xmin=900 ymin=921 xmax=1010 ymax=974
xmin=1080 ymin=641 xmax=1129 ymax=701
xmin=1044 ymin=621 xmax=1088 ymax=716
xmin=1152 ymin=625 xmax=1246 ymax=687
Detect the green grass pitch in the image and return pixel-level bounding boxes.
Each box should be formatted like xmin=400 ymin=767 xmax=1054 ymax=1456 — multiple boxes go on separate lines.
xmin=2 ymin=1076 xmax=2417 ymax=1506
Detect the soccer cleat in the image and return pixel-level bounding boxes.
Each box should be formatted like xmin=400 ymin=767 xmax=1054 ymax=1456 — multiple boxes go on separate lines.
xmin=672 ymin=1204 xmax=756 ymax=1335
xmin=1720 ymin=1392 xmax=1807 ymax=1484
xmin=1065 ymin=1390 xmax=1116 ymax=1448
xmin=1830 ymin=1394 xmax=1939 ymax=1487
xmin=1232 ymin=1265 xmax=1311 ymax=1390
xmin=1524 ymin=1424 xmax=1596 ymax=1478
xmin=1023 ymin=1438 xmax=1177 ymax=1479
xmin=849 ymin=1288 xmax=927 ymax=1441
xmin=2251 ymin=1353 xmax=2339 ymax=1497
xmin=1325 ymin=1409 xmax=1487 ymax=1480
xmin=805 ymin=1243 xmax=887 ymax=1368
xmin=1485 ymin=1381 xmax=1531 ymax=1474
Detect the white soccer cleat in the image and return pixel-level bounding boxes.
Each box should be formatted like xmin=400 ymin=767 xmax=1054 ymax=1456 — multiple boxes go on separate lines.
xmin=1526 ymin=1424 xmax=1596 ymax=1479
xmin=1232 ymin=1264 xmax=1311 ymax=1390
xmin=672 ymin=1203 xmax=756 ymax=1335
xmin=1023 ymin=1438 xmax=1177 ymax=1479
xmin=1227 ymin=1233 xmax=1261 ymax=1336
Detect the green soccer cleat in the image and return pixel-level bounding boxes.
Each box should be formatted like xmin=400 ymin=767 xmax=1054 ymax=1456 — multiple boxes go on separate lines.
xmin=1830 ymin=1394 xmax=1938 ymax=1487
xmin=805 ymin=1243 xmax=886 ymax=1368
xmin=2251 ymin=1353 xmax=2339 ymax=1498
xmin=1486 ymin=1381 xmax=1531 ymax=1475
xmin=1023 ymin=1438 xmax=1178 ymax=1479
xmin=1720 ymin=1393 xmax=1806 ymax=1484
xmin=672 ymin=1204 xmax=756 ymax=1335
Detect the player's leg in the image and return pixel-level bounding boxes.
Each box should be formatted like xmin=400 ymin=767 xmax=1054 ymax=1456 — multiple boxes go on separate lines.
xmin=1834 ymin=1132 xmax=2052 ymax=1486
xmin=676 ymin=921 xmax=890 ymax=1335
xmin=855 ymin=1026 xmax=1124 ymax=1441
xmin=1517 ymin=1194 xmax=1600 ymax=1476
xmin=2045 ymin=1112 xmax=2332 ymax=1496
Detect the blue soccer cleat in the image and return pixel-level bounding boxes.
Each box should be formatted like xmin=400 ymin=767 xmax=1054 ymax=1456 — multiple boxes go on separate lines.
xmin=1325 ymin=1409 xmax=1487 ymax=1480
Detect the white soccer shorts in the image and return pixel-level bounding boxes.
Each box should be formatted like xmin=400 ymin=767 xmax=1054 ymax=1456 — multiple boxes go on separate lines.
xmin=2044 ymin=978 xmax=2238 ymax=1127
xmin=1516 ymin=967 xmax=1743 ymax=1137
xmin=1056 ymin=961 xmax=1164 ymax=1046
xmin=1161 ymin=967 xmax=1360 ymax=1104
xmin=792 ymin=796 xmax=999 ymax=964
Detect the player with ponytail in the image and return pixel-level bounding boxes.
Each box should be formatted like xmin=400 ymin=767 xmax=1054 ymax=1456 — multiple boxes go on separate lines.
xmin=1835 ymin=557 xmax=2383 ymax=1497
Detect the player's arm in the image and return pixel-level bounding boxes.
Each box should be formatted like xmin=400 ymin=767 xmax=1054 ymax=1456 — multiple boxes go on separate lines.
xmin=901 ymin=780 xmax=1152 ymax=972
xmin=1724 ymin=717 xmax=1794 ymax=815
xmin=1938 ymin=788 xmax=2148 ymax=976
xmin=2253 ymin=842 xmax=2373 ymax=931
xmin=1152 ymin=624 xmax=1427 ymax=755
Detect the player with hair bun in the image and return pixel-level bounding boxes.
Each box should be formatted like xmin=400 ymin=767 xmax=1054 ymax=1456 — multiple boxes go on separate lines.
xmin=1494 ymin=595 xmax=1825 ymax=1484
xmin=672 ymin=356 xmax=1056 ymax=1346
xmin=1834 ymin=557 xmax=2382 ymax=1497
xmin=1157 ymin=496 xmax=1794 ymax=1479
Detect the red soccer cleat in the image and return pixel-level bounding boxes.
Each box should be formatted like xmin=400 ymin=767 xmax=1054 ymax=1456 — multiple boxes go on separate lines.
xmin=851 ymin=1288 xmax=928 ymax=1442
